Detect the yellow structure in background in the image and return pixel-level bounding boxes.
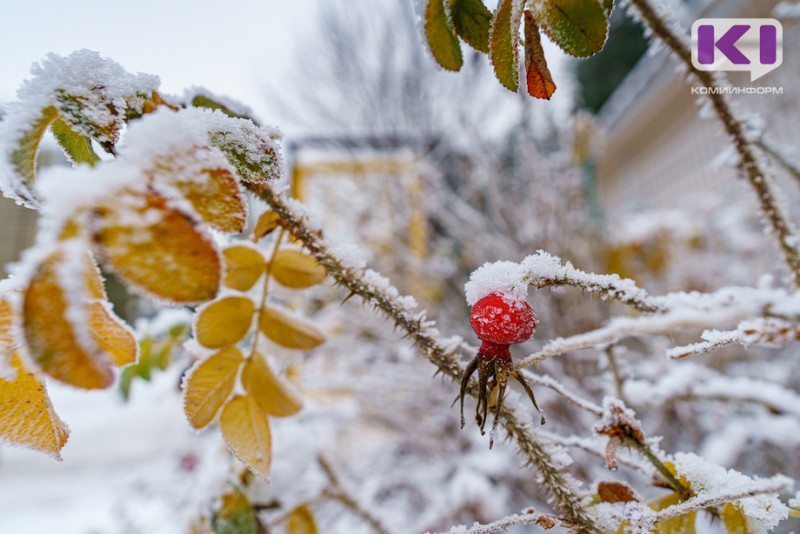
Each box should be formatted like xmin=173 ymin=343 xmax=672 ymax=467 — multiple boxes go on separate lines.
xmin=290 ymin=156 xmax=429 ymax=297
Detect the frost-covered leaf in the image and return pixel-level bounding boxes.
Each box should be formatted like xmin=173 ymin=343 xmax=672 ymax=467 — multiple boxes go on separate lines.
xmin=183 ymin=347 xmax=243 ymax=430
xmin=22 ymin=249 xmax=115 ymax=389
xmin=92 ymin=189 xmax=221 ymax=304
xmin=223 ymin=245 xmax=266 ymax=291
xmin=195 ymin=296 xmax=255 ymax=349
xmin=425 ymin=0 xmax=464 ymax=71
xmin=50 ymin=118 xmax=100 ymax=166
xmin=251 ymin=211 xmax=282 ymax=241
xmin=650 ymin=492 xmax=697 ymax=534
xmin=597 ymin=480 xmax=639 ymax=503
xmin=287 ymin=504 xmax=318 ymax=534
xmin=603 ymin=0 xmax=614 ymax=17
xmin=241 ymin=353 xmax=302 ymax=417
xmin=271 ymin=249 xmax=326 ymax=289
xmin=0 ymin=297 xmax=14 ymax=356
xmin=491 ymin=0 xmax=523 ymax=91
xmin=451 ymin=0 xmax=493 ymax=53
xmin=220 ymin=394 xmax=272 ymax=480
xmin=722 ymin=502 xmax=753 ymax=534
xmin=531 ymin=0 xmax=609 ymax=58
xmin=211 ymin=487 xmax=258 ymax=534
xmin=87 ymin=302 xmax=137 ymax=367
xmin=148 ymin=146 xmax=248 ymax=234
xmin=4 ymin=106 xmax=58 ymax=206
xmin=524 ymin=11 xmax=557 ymax=99
xmin=259 ymin=305 xmax=325 ymax=350
xmin=191 ymin=94 xmax=253 ymax=122
xmin=0 ymin=353 xmax=70 ymax=459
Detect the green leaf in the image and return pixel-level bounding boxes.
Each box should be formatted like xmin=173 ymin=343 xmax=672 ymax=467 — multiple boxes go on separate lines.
xmin=191 ymin=95 xmax=257 ymax=123
xmin=50 ymin=118 xmax=100 ymax=166
xmin=8 ymin=106 xmax=59 ymax=206
xmin=490 ymin=0 xmax=522 ymax=91
xmin=603 ymin=0 xmax=614 ymax=17
xmin=425 ymin=0 xmax=463 ymax=71
xmin=531 ymin=0 xmax=609 ymax=58
xmin=450 ymin=0 xmax=492 ymax=53
xmin=212 ymin=488 xmax=258 ymax=534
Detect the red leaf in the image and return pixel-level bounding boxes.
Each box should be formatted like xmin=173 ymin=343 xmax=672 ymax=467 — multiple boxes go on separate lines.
xmin=524 ymin=11 xmax=557 ymax=100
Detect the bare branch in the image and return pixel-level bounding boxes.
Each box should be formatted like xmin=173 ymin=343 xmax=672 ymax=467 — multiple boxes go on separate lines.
xmin=627 ymin=0 xmax=800 ymax=287
xmin=432 ymin=508 xmax=575 ymax=534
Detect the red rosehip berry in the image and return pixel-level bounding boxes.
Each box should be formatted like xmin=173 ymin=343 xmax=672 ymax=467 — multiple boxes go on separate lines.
xmin=469 ymin=293 xmax=536 ymax=346
xmin=459 ymin=292 xmax=544 ymax=447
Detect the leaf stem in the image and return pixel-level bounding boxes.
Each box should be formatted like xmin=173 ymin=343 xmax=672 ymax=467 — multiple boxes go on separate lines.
xmin=249 ymin=227 xmax=286 ymax=358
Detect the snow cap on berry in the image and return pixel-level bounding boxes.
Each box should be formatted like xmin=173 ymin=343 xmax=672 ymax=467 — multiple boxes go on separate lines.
xmin=464 ymin=261 xmax=528 ymax=306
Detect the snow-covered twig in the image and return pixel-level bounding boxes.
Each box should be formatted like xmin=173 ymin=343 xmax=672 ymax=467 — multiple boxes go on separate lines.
xmin=628 ymin=0 xmax=800 ymax=287
xmin=667 ymin=317 xmax=799 ymax=359
xmin=755 ymin=138 xmax=800 ymax=185
xmin=244 ymin=180 xmax=600 ymax=533
xmin=523 ymin=371 xmax=603 ymax=416
xmin=434 ymin=508 xmax=574 ymax=533
xmin=318 ymin=454 xmax=392 ymax=534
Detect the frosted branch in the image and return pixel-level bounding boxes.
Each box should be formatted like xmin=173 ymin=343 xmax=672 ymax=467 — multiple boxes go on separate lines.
xmin=628 ymin=0 xmax=800 ymax=287
xmin=244 ymin=181 xmax=600 ymax=532
xmin=435 ymin=508 xmax=574 ymax=533
xmin=668 ymin=318 xmax=800 ymax=359
xmin=319 ymin=454 xmax=392 ymax=534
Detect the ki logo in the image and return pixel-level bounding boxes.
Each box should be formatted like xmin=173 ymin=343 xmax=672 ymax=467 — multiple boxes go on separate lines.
xmin=691 ymin=18 xmax=783 ymax=82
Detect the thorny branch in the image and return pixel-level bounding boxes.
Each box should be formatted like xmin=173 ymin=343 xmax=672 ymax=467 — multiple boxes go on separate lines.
xmin=627 ymin=0 xmax=800 ymax=287
xmin=245 ymin=181 xmax=600 ymax=533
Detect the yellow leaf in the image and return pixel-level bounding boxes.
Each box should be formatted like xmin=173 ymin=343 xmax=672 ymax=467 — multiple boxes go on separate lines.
xmin=287 ymin=505 xmax=318 ymax=534
xmin=259 ymin=305 xmax=325 ymax=350
xmin=0 ymin=298 xmax=14 ymax=355
xmin=92 ymin=189 xmax=221 ymax=304
xmin=722 ymin=502 xmax=752 ymax=534
xmin=149 ymin=147 xmax=248 ymax=234
xmin=196 ymin=296 xmax=255 ymax=349
xmin=212 ymin=487 xmax=257 ymax=534
xmin=251 ymin=210 xmax=282 ymax=241
xmin=0 ymin=353 xmax=70 ymax=459
xmin=183 ymin=347 xmax=243 ymax=429
xmin=7 ymin=106 xmax=59 ymax=206
xmin=650 ymin=492 xmax=696 ymax=534
xmin=220 ymin=394 xmax=272 ymax=479
xmin=271 ymin=250 xmax=326 ymax=289
xmin=22 ymin=249 xmax=114 ymax=389
xmin=223 ymin=245 xmax=266 ymax=291
xmin=241 ymin=353 xmax=302 ymax=417
xmin=87 ymin=302 xmax=137 ymax=367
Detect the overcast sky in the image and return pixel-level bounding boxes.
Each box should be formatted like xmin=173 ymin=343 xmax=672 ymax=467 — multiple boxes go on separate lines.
xmin=0 ymin=0 xmax=323 ymax=128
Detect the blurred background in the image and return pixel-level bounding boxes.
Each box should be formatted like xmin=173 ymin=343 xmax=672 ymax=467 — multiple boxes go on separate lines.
xmin=1 ymin=0 xmax=799 ymax=532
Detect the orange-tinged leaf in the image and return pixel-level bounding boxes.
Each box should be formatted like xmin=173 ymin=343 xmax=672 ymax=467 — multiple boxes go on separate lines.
xmin=0 ymin=298 xmax=14 ymax=355
xmin=23 ymin=249 xmax=114 ymax=389
xmin=491 ymin=0 xmax=523 ymax=92
xmin=271 ymin=250 xmax=326 ymax=289
xmin=242 ymin=353 xmax=302 ymax=417
xmin=220 ymin=394 xmax=272 ymax=479
xmin=183 ymin=347 xmax=243 ymax=429
xmin=149 ymin=147 xmax=248 ymax=234
xmin=597 ymin=480 xmax=639 ymax=503
xmin=259 ymin=305 xmax=325 ymax=350
xmin=196 ymin=296 xmax=255 ymax=349
xmin=87 ymin=302 xmax=137 ymax=367
xmin=287 ymin=505 xmax=318 ymax=534
xmin=425 ymin=0 xmax=463 ymax=71
xmin=251 ymin=210 xmax=282 ymax=241
xmin=223 ymin=245 xmax=266 ymax=291
xmin=524 ymin=11 xmax=557 ymax=99
xmin=92 ymin=189 xmax=221 ymax=304
xmin=0 ymin=353 xmax=70 ymax=459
